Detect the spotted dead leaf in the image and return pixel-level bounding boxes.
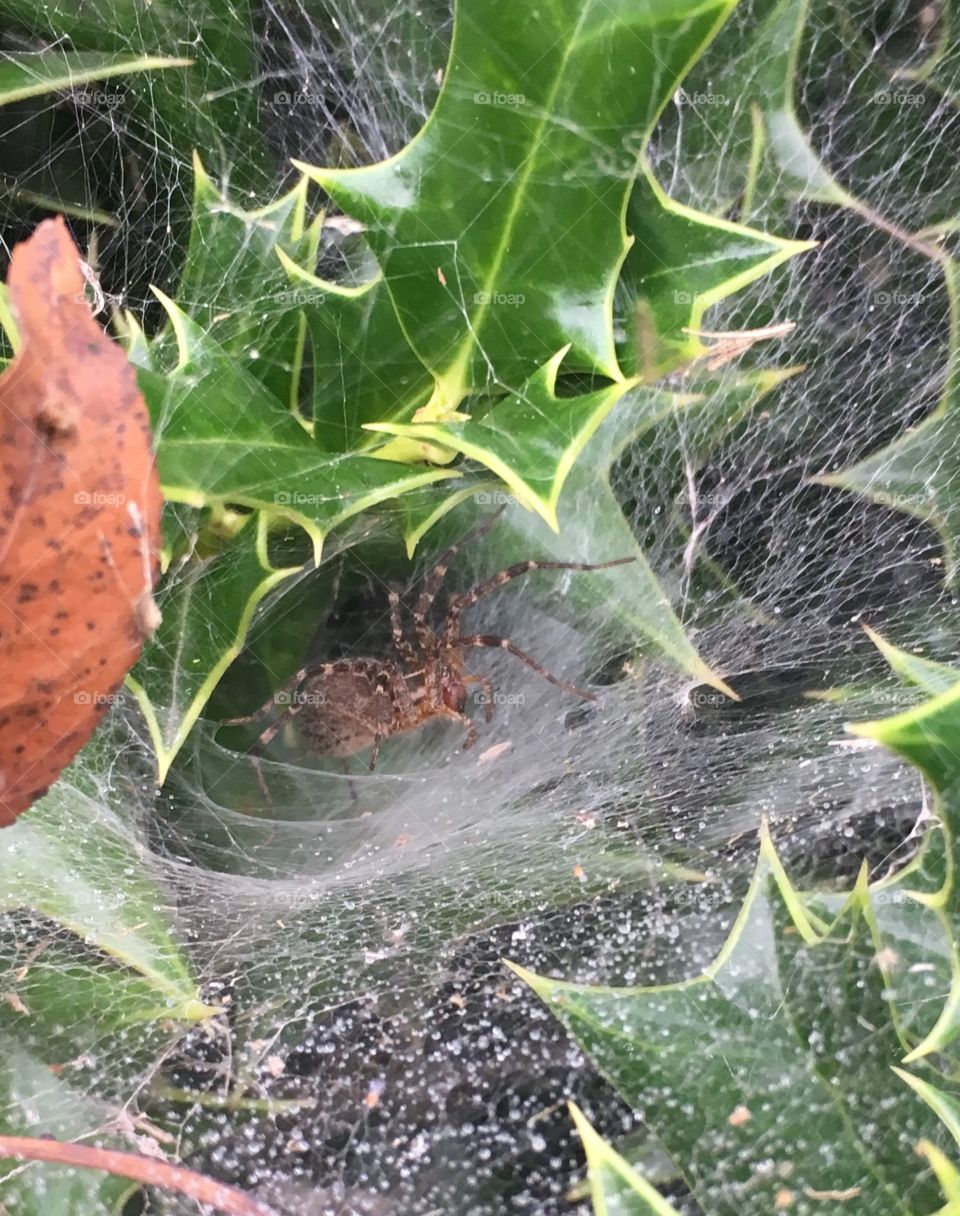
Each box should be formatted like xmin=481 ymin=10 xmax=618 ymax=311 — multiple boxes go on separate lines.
xmin=0 ymin=217 xmax=162 ymax=826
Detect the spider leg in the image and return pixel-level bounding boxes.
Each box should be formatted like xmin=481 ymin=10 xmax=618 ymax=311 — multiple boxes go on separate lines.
xmin=220 ymin=666 xmax=314 ymax=725
xmin=250 ymin=756 xmax=273 ymax=805
xmin=417 ymin=705 xmax=478 ymax=753
xmin=413 ymin=507 xmax=507 ymax=645
xmin=460 ymin=713 xmax=479 ymax=750
xmin=388 ymin=586 xmax=421 ymax=669
xmin=443 ymin=557 xmax=634 ymax=642
xmin=452 ymin=634 xmax=598 ymax=701
xmin=248 ymin=705 xmax=305 ymax=755
xmin=367 ymin=672 xmax=400 ymax=771
xmin=243 ymin=703 xmax=308 ymax=806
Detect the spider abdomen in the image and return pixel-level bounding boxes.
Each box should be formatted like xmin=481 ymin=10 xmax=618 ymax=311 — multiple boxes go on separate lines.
xmin=295 ymin=658 xmax=417 ymax=757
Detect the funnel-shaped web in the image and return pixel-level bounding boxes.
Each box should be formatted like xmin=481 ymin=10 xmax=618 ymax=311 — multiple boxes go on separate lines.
xmin=0 ymin=0 xmax=956 ymax=1211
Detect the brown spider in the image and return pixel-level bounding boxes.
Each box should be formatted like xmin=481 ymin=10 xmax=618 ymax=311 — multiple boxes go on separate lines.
xmin=223 ymin=511 xmax=634 ymax=769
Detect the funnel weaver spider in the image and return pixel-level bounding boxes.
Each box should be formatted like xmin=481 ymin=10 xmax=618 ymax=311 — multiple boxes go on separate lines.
xmin=224 ymin=510 xmax=634 ymax=769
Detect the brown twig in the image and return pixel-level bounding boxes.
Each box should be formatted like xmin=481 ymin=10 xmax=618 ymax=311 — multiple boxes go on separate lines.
xmin=0 ymin=1135 xmax=280 ymax=1216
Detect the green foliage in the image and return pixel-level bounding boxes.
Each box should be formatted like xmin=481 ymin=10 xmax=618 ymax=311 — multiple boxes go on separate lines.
xmin=0 ymin=1048 xmax=133 ymax=1213
xmin=569 ymin=1103 xmax=685 ymax=1216
xmin=0 ymin=0 xmax=269 ymax=190
xmin=516 ymin=631 xmax=960 ymax=1213
xmin=104 ymin=0 xmax=814 ymax=769
xmin=294 ymin=0 xmax=780 ymax=403
xmin=0 ymin=50 xmax=190 ymax=109
xmin=0 ymin=744 xmax=215 ymax=1053
xmin=514 ymin=837 xmax=949 ymax=1214
xmin=0 ymin=0 xmax=814 ymax=1087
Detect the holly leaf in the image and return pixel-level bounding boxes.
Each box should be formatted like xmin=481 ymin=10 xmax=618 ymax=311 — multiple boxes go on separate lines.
xmin=0 ymin=0 xmax=270 ymax=191
xmin=818 ymin=345 xmax=960 ymax=582
xmin=452 ymin=382 xmax=737 ymax=691
xmin=0 ymin=49 xmax=190 ymax=107
xmin=367 ymin=348 xmax=637 ymax=530
xmin=132 ymin=292 xmax=458 ymax=776
xmin=0 ymin=748 xmax=214 ymax=1046
xmin=144 ymin=292 xmax=457 ymax=560
xmin=391 ymin=372 xmax=791 ymax=690
xmin=166 ymin=153 xmax=319 ymax=406
xmin=112 ymin=141 xmax=458 ymax=781
xmin=277 ymin=243 xmax=434 ymax=451
xmin=295 ymin=0 xmax=739 ymax=411
xmin=569 ymin=1103 xmax=685 ymax=1216
xmin=511 ymin=828 xmax=946 ymax=1216
xmin=0 ymin=1047 xmax=131 ymax=1215
xmin=849 ymin=666 xmax=960 ymax=1063
xmin=620 ymin=161 xmax=814 ymax=376
xmin=861 ymin=623 xmax=960 ymax=697
xmin=128 ymin=519 xmax=294 ymax=782
xmin=851 ymin=666 xmax=960 ymax=813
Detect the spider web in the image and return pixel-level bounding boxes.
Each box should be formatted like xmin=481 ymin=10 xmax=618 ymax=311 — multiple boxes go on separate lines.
xmin=1 ymin=0 xmax=958 ymax=1213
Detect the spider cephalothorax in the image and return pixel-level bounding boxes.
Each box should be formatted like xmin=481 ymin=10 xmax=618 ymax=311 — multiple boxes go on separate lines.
xmin=225 ymin=512 xmax=634 ymax=769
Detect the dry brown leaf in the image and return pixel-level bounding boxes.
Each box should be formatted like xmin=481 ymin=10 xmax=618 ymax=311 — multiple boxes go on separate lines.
xmin=0 ymin=217 xmax=162 ymax=825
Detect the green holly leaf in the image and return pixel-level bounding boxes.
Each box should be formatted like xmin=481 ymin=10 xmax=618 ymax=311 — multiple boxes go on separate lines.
xmin=655 ymin=0 xmax=959 ymax=588
xmin=295 ymin=0 xmax=739 ymax=411
xmin=862 ymin=624 xmax=960 ymax=697
xmin=0 ymin=1048 xmax=132 ymax=1214
xmin=145 ymin=292 xmax=456 ymax=561
xmin=0 ymin=283 xmax=15 ymax=357
xmin=511 ymin=828 xmax=946 ymax=1216
xmin=391 ymin=372 xmax=791 ymax=690
xmin=0 ymin=0 xmax=270 ymax=191
xmin=277 ymin=243 xmax=435 ymax=451
xmin=655 ymin=0 xmax=855 ymax=223
xmin=849 ymin=667 xmax=960 ymax=1063
xmin=128 ymin=519 xmax=294 ymax=782
xmin=897 ymin=1072 xmax=960 ymax=1149
xmin=569 ymin=1103 xmax=684 ymax=1216
xmin=366 ymin=348 xmax=637 ymax=531
xmin=0 ymin=751 xmax=214 ymax=1046
xmin=0 ymin=49 xmax=190 ymax=107
xmin=132 ymin=287 xmax=458 ymax=777
xmin=818 ymin=279 xmax=960 ymax=583
xmin=851 ymin=675 xmax=960 ymax=815
xmin=619 ymin=161 xmax=814 ymax=376
xmin=166 ymin=154 xmax=318 ymax=406
xmin=459 ymin=381 xmax=738 ymax=690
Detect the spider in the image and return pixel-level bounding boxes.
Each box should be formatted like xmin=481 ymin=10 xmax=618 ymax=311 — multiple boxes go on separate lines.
xmin=223 ymin=511 xmax=634 ymax=769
